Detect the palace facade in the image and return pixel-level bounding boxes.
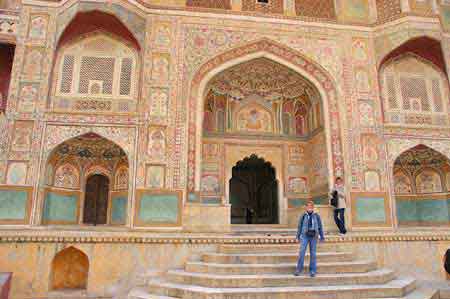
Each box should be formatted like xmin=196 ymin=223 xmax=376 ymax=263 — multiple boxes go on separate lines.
xmin=0 ymin=0 xmax=449 ymax=298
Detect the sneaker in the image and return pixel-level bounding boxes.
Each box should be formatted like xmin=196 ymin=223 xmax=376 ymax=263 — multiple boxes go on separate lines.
xmin=294 ymin=271 xmax=301 ymax=276
xmin=310 ymin=273 xmax=316 ymax=277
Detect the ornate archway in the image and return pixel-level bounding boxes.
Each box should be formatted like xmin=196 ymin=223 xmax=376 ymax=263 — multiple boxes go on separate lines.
xmin=188 ymin=39 xmax=343 ymax=194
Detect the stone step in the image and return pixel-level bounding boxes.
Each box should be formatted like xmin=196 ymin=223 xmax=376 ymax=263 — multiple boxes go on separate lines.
xmin=186 ymin=260 xmax=378 ymax=275
xmin=368 ymin=287 xmax=440 ymax=299
xmin=219 ymin=243 xmax=346 ymax=254
xmin=201 ymin=251 xmax=354 ymax=264
xmin=147 ymin=277 xmax=416 ymax=299
xmin=165 ymin=268 xmax=396 ymax=288
xmin=128 ymin=287 xmax=179 ymax=299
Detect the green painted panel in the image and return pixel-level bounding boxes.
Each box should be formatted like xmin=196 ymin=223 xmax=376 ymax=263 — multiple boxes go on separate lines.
xmin=0 ymin=190 xmax=28 ymax=220
xmin=290 ymin=196 xmax=328 ymax=208
xmin=188 ymin=192 xmax=199 ymax=203
xmin=397 ymin=198 xmax=450 ymax=224
xmin=111 ymin=195 xmax=127 ymax=224
xmin=356 ymin=197 xmax=386 ymax=223
xmin=202 ymin=197 xmax=222 ymax=205
xmin=43 ymin=192 xmax=78 ymax=222
xmin=139 ymin=193 xmax=179 ymax=224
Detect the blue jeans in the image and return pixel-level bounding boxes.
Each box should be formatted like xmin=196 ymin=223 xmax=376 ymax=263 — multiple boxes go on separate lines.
xmin=296 ymin=235 xmax=317 ymax=274
xmin=334 ymin=208 xmax=347 ymax=234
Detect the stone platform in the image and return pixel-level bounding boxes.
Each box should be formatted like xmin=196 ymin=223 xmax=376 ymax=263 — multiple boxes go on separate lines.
xmin=0 ymin=229 xmax=449 ymax=299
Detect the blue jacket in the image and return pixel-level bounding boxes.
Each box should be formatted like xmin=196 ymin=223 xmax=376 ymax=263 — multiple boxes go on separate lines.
xmin=296 ymin=212 xmax=324 ymax=240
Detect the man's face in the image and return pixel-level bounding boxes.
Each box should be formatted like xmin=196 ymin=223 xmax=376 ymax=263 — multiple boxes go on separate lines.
xmin=336 ymin=178 xmax=343 ymax=186
xmin=305 ymin=204 xmax=314 ymax=213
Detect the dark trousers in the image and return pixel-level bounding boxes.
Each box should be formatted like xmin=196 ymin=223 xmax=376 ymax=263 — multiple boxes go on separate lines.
xmin=334 ymin=208 xmax=346 ymax=234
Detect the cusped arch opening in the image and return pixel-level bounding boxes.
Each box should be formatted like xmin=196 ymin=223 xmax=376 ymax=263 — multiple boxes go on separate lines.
xmin=393 ymin=144 xmax=450 ymax=227
xmin=230 ymin=154 xmax=279 ymax=225
xmin=43 ymin=133 xmax=129 ymax=226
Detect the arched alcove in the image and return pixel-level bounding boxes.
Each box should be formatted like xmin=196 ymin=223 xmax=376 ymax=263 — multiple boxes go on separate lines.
xmin=393 ymin=144 xmax=450 ymax=226
xmin=50 ymin=247 xmax=89 ymax=290
xmin=43 ymin=133 xmax=129 ymax=226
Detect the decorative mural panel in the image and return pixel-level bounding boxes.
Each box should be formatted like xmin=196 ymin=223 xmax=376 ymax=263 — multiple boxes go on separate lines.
xmin=147 ymin=127 xmax=166 ymax=161
xmin=53 ymin=163 xmax=80 ymax=189
xmin=151 ymin=53 xmax=170 ymax=86
xmin=18 ymin=83 xmax=39 ymax=112
xmin=22 ymin=47 xmax=44 ymax=80
xmin=28 ymin=15 xmax=48 ymax=40
xmin=11 ymin=121 xmax=33 ymax=152
xmin=150 ymin=88 xmax=169 ymax=119
xmin=135 ymin=190 xmax=182 ymax=226
xmin=111 ymin=192 xmax=127 ymax=224
xmin=43 ymin=189 xmax=80 ymax=224
xmin=0 ymin=186 xmax=32 ymax=224
xmin=6 ymin=162 xmax=27 ymax=185
xmin=340 ymin=0 xmax=370 ymax=22
xmin=145 ymin=164 xmax=165 ymax=189
xmin=152 ymin=22 xmax=173 ymax=48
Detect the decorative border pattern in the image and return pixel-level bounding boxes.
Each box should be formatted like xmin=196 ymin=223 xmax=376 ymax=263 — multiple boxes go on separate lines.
xmin=0 ymin=231 xmax=448 ymax=244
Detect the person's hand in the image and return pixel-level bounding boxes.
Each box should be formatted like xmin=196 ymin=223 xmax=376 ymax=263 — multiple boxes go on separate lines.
xmin=319 ymin=237 xmax=325 ymax=243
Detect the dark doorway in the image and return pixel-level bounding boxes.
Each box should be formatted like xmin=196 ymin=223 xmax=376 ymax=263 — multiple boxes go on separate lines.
xmin=229 ymin=154 xmax=278 ymax=224
xmin=83 ymin=174 xmax=109 ymax=225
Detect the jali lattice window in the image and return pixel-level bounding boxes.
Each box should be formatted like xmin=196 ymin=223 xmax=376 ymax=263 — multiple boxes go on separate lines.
xmin=53 ymin=34 xmax=139 ymax=112
xmin=381 ymin=54 xmax=449 ymax=126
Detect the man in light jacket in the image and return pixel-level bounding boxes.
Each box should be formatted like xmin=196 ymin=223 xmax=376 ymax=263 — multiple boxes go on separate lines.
xmin=331 ymin=177 xmax=347 ymax=235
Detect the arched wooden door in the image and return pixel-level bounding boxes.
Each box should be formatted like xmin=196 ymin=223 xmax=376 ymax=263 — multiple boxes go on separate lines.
xmin=83 ymin=174 xmax=109 ymax=225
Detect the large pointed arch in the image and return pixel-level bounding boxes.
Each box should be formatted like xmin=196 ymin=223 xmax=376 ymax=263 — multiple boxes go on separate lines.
xmin=187 ymin=38 xmax=343 ymax=192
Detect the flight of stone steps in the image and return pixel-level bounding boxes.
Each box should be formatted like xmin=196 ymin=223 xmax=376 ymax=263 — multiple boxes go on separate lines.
xmin=128 ymin=243 xmax=441 ymax=299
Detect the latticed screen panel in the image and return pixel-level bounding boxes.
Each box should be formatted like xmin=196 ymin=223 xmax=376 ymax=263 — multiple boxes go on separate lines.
xmin=79 ymin=57 xmax=115 ymax=95
xmin=120 ymin=58 xmax=132 ymax=96
xmin=295 ymin=0 xmax=336 ymax=19
xmin=186 ymin=0 xmax=231 ymax=9
xmin=381 ymin=55 xmax=449 ymax=126
xmin=376 ymin=0 xmax=402 ymax=23
xmin=242 ymin=0 xmax=284 ymax=14
xmin=55 ymin=35 xmax=138 ymax=112
xmin=60 ymin=55 xmax=74 ymax=93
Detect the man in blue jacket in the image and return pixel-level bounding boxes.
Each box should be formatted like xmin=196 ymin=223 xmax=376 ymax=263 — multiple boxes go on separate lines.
xmin=294 ymin=201 xmax=325 ymax=277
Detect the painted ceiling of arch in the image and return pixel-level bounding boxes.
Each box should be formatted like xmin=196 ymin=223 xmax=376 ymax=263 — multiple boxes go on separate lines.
xmin=207 ymin=58 xmax=319 ymax=102
xmin=50 ymin=133 xmax=128 ymax=163
xmin=394 ymin=145 xmax=450 ymax=175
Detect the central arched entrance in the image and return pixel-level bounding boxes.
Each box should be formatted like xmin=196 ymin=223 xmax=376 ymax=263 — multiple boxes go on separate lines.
xmin=230 ymin=155 xmax=278 ymax=224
